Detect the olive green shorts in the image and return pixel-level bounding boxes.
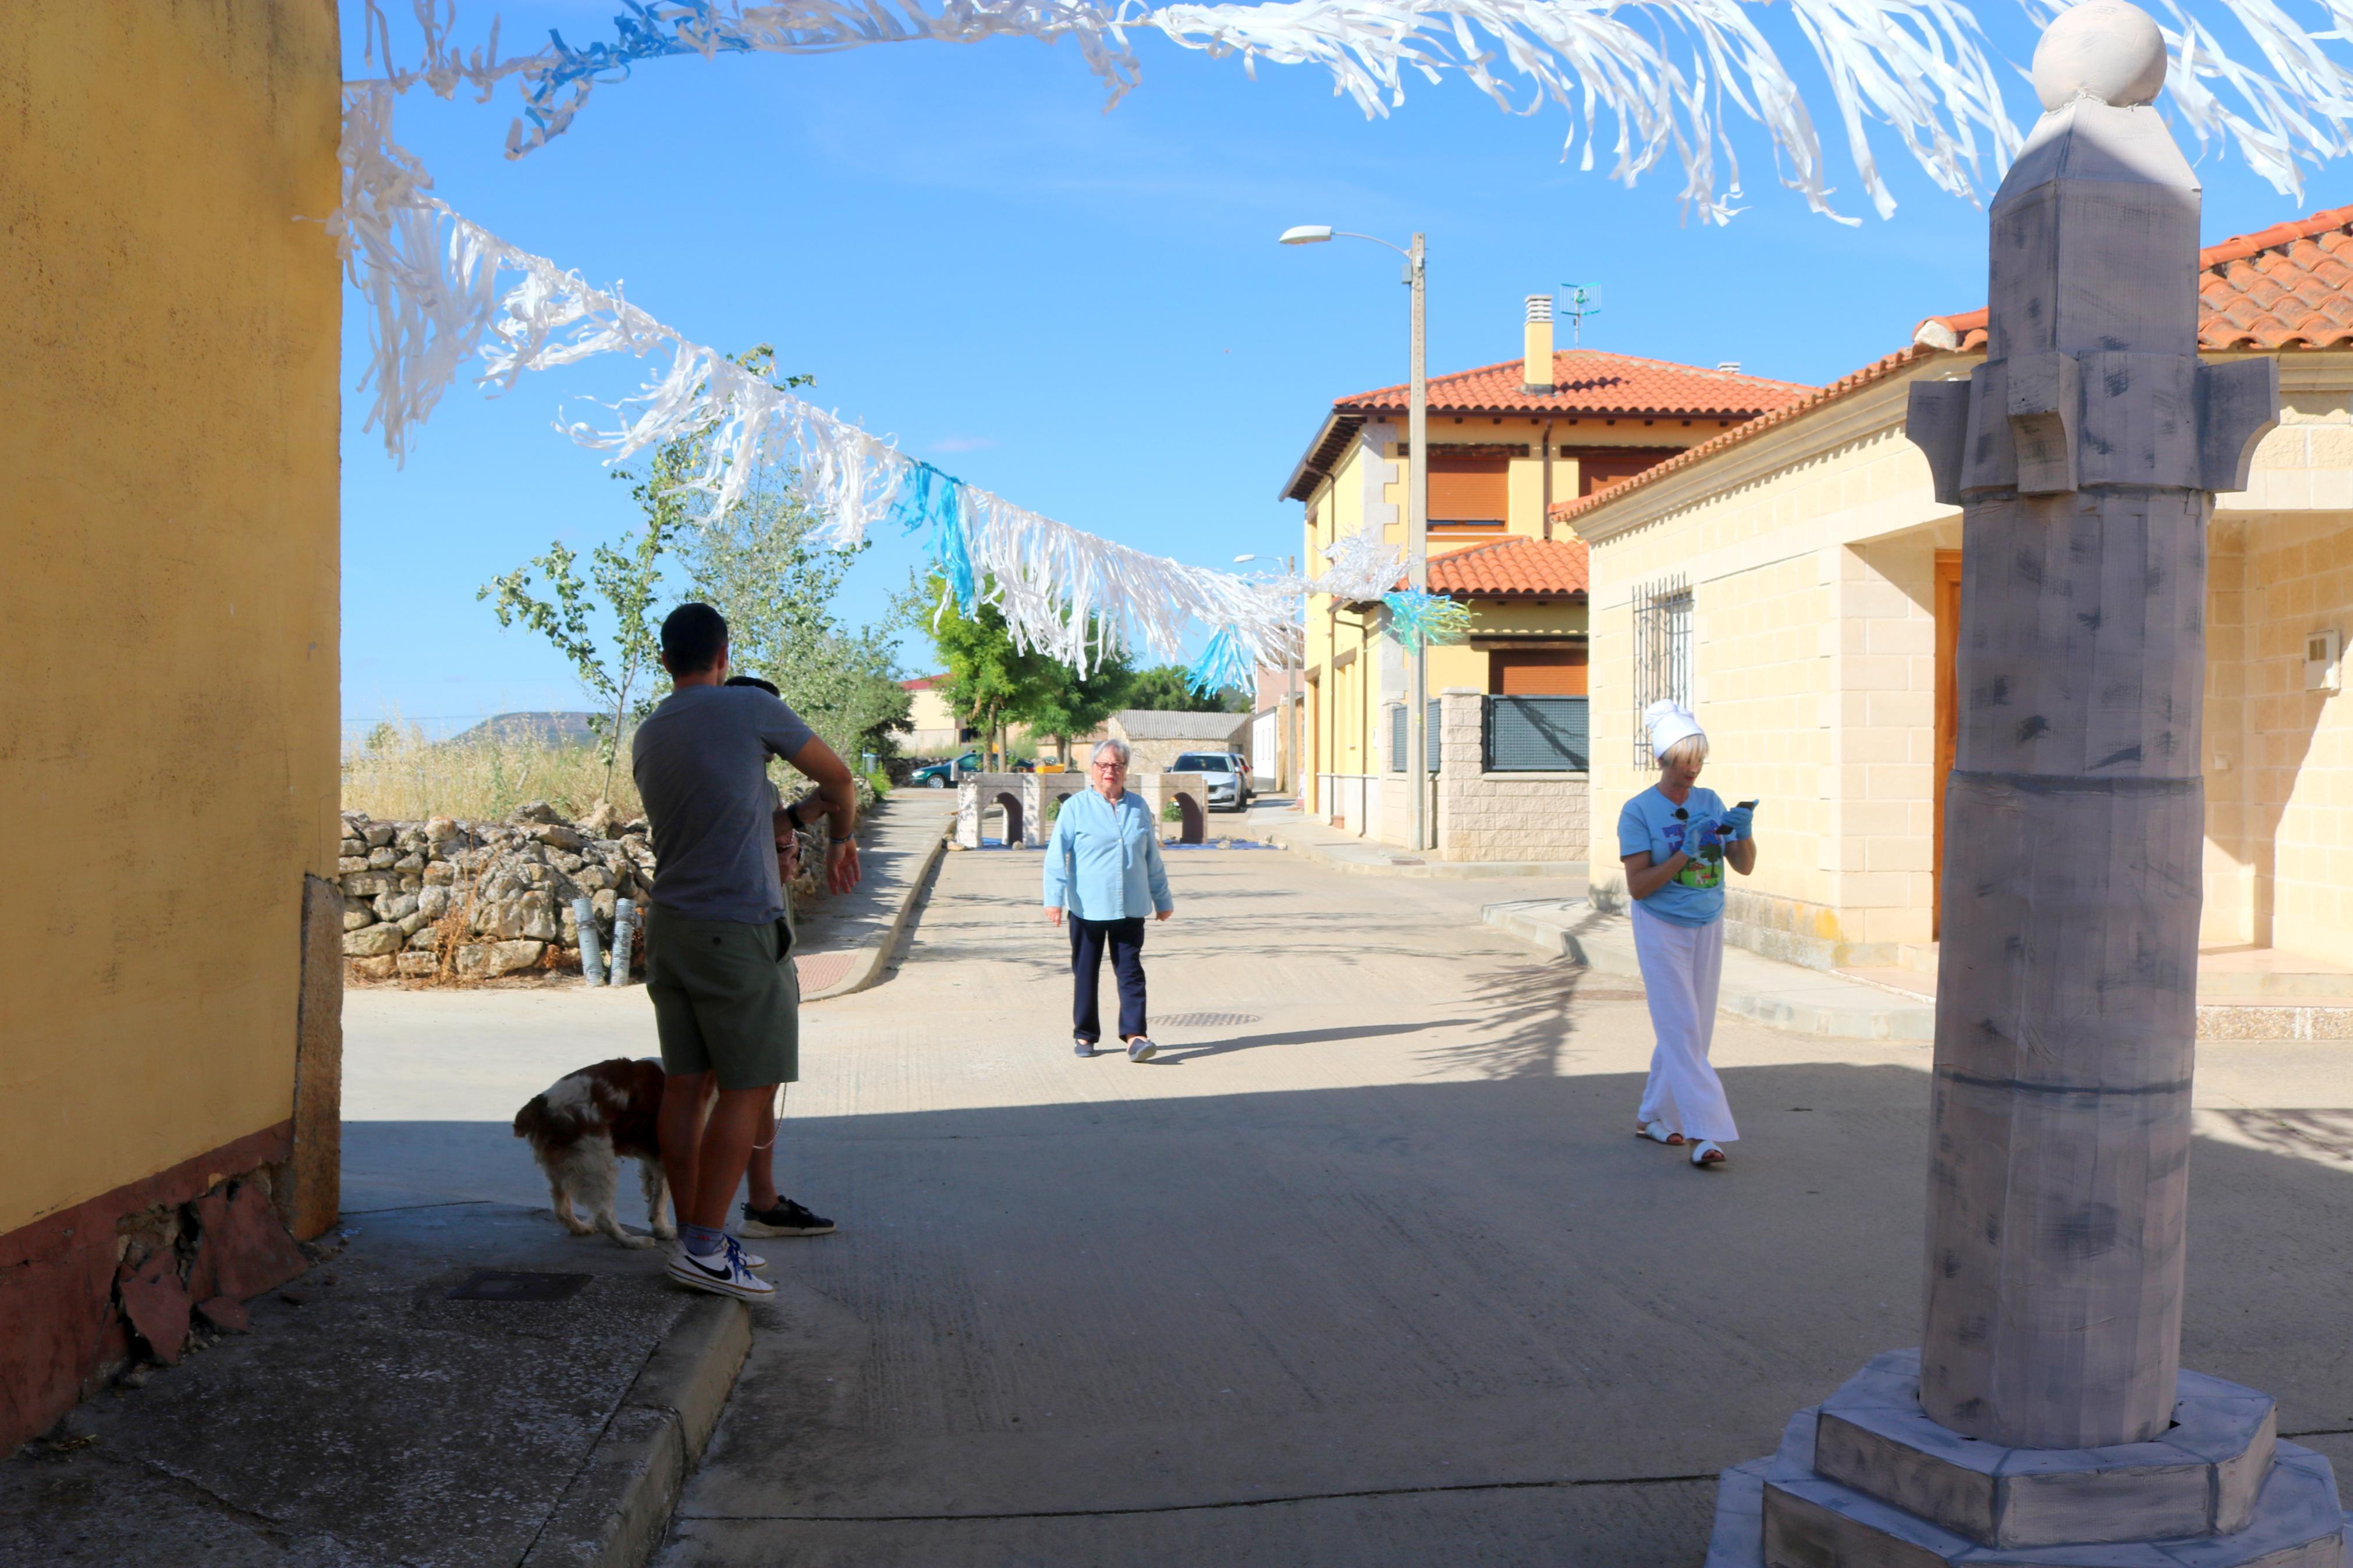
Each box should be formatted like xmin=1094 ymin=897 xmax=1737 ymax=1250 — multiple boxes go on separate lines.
xmin=644 ymin=908 xmax=799 ymax=1090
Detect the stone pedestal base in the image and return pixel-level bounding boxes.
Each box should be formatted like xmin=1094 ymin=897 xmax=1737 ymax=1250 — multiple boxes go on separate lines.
xmin=1708 ymin=1352 xmax=2350 ymax=1566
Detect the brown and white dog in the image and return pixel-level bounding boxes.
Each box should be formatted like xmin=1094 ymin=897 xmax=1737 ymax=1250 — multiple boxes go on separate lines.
xmin=512 ymin=1057 xmax=676 ymax=1249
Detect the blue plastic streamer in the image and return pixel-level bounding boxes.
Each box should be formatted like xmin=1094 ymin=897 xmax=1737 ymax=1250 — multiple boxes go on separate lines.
xmin=1184 ymin=625 xmax=1253 ymax=698
xmin=523 ymin=4 xmax=760 ymax=140
xmin=1381 ymin=589 xmax=1471 ymax=650
xmin=889 ymin=460 xmax=978 ymax=611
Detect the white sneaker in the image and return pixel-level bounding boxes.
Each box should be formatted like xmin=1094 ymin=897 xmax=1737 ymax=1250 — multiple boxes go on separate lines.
xmin=727 ymin=1238 xmax=769 ymax=1271
xmin=668 ymin=1239 xmax=775 ymax=1299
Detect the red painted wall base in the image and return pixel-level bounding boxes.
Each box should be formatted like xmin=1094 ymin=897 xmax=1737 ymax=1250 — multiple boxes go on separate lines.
xmin=0 ymin=1120 xmax=300 ymax=1454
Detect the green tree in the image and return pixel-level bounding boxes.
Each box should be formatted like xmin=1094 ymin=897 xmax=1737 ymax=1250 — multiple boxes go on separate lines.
xmin=1124 ymin=664 xmax=1252 ymax=714
xmin=896 ymin=571 xmax=1060 ymax=770
xmin=1020 ymin=634 xmax=1135 ymax=766
xmin=478 ymin=488 xmax=675 ymax=802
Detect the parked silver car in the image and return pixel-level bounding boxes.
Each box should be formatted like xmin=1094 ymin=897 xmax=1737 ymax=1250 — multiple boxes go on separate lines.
xmin=1170 ymin=751 xmax=1251 ymax=812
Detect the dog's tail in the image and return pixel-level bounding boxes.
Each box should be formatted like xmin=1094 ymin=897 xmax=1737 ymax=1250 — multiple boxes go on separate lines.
xmin=513 ymin=1094 xmax=553 ymax=1142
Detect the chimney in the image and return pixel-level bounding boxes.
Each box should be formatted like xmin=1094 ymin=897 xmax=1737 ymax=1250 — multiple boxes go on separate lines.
xmin=1522 ymin=295 xmax=1555 ymax=394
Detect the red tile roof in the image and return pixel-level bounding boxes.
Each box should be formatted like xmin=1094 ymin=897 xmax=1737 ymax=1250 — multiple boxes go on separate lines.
xmin=1548 ymin=347 xmax=1941 ymax=532
xmin=1552 ymin=200 xmax=2353 ymax=533
xmin=1409 ymin=535 xmax=1591 ymax=599
xmin=902 ymin=674 xmax=946 ymax=691
xmin=1338 ymin=350 xmax=1812 ymax=418
xmin=1914 ymin=201 xmax=2353 ymax=353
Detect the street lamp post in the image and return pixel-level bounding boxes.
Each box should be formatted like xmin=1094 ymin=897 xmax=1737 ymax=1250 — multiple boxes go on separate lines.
xmin=1279 ymin=225 xmax=1431 ymax=853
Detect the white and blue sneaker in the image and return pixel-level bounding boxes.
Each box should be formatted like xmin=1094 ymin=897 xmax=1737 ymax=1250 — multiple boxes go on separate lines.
xmin=727 ymin=1237 xmax=769 ymax=1271
xmin=667 ymin=1238 xmax=774 ymax=1299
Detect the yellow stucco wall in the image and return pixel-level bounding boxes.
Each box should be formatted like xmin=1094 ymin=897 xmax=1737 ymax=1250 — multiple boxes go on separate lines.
xmin=1582 ymin=350 xmax=2353 ymax=969
xmin=1298 ymin=417 xmax=1607 ymax=815
xmin=1 ymin=3 xmax=343 ymax=1233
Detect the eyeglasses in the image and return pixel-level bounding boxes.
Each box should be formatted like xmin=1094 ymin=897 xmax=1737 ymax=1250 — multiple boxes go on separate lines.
xmin=1092 ymin=760 xmax=1126 ymax=771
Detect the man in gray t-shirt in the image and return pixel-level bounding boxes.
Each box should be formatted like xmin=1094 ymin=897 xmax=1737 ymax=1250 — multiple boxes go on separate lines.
xmin=632 ymin=603 xmax=860 ymax=1302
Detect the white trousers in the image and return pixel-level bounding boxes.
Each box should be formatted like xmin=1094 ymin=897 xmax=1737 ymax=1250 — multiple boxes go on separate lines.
xmin=1631 ymin=902 xmax=1738 ymax=1143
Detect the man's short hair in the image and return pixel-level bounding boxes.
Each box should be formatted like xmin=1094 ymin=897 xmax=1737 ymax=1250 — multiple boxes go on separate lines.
xmin=661 ymin=602 xmax=728 ymax=673
xmin=723 ymin=675 xmax=779 ymax=697
xmin=1091 ymin=738 xmax=1131 ymax=767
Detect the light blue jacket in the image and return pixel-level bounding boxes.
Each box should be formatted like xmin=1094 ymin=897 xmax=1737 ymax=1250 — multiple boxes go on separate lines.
xmin=1042 ymin=788 xmax=1173 ymax=921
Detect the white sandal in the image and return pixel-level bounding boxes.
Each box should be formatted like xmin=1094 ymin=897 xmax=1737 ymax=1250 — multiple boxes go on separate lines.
xmin=1636 ymin=1120 xmax=1685 ymax=1146
xmin=1689 ymin=1139 xmax=1727 ymax=1168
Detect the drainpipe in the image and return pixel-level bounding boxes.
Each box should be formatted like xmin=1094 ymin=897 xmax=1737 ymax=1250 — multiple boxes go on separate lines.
xmin=1540 ymin=419 xmax=1555 ymax=542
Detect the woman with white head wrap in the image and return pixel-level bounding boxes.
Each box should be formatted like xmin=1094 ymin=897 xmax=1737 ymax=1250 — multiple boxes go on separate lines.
xmin=1618 ymin=701 xmax=1757 ymax=1168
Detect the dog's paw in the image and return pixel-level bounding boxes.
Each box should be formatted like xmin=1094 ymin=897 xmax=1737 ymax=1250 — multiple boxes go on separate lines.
xmin=650 ymin=1226 xmax=677 ymax=1242
xmin=616 ymin=1233 xmax=658 ymax=1250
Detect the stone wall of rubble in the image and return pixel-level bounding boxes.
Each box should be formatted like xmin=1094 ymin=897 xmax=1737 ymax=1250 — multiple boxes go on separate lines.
xmin=336 ymin=801 xmax=656 ymax=982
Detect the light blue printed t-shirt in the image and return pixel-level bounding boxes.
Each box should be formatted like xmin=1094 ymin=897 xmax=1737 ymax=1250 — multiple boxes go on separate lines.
xmin=1617 ymin=785 xmax=1734 ymax=928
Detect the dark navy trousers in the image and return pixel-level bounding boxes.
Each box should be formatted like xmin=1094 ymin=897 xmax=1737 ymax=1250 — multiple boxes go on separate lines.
xmin=1069 ymin=915 xmax=1148 ymax=1043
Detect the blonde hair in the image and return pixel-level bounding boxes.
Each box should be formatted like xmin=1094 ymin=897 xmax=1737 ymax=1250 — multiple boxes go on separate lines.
xmin=1659 ymin=733 xmax=1709 ymax=771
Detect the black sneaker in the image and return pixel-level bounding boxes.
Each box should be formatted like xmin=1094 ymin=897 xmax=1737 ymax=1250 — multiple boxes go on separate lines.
xmin=739 ymin=1197 xmax=836 ymax=1238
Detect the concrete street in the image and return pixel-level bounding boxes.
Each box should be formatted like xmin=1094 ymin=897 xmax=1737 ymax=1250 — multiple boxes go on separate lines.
xmin=344 ymin=838 xmax=2353 ymax=1566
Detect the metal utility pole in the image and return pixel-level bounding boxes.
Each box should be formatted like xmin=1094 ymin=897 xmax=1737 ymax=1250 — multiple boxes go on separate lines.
xmin=1406 ymin=233 xmax=1428 ymax=853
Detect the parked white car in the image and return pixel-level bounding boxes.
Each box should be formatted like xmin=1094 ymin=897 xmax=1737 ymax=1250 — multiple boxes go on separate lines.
xmin=1170 ymin=751 xmax=1251 ymax=812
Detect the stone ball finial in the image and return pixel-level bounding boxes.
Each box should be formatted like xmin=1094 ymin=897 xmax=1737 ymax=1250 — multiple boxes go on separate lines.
xmin=2032 ymin=0 xmax=2169 ymax=110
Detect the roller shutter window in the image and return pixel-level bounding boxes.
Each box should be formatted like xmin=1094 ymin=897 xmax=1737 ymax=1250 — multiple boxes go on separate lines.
xmin=1428 ymin=456 xmax=1510 ymax=526
xmin=1578 ymin=453 xmax=1668 ymax=496
xmin=1489 ymin=648 xmax=1588 ymax=696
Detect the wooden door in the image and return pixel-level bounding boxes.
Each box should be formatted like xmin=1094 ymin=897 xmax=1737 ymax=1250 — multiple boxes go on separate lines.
xmin=1933 ymin=551 xmax=1962 ymax=938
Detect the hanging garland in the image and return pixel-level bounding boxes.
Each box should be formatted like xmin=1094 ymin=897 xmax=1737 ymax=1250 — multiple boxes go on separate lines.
xmin=343 ymin=0 xmax=2353 ymax=685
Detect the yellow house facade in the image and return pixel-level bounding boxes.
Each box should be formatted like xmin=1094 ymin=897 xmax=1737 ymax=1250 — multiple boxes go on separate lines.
xmin=1283 ymin=298 xmax=1810 ymax=848
xmin=1559 ymin=204 xmax=2353 ymax=978
xmin=2 ymin=4 xmax=344 ymax=1447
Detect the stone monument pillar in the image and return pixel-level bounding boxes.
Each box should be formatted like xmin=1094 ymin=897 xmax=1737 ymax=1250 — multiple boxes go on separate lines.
xmin=1706 ymin=4 xmax=2350 ymax=1561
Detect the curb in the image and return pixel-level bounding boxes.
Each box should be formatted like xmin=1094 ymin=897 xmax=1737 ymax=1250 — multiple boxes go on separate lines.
xmin=1262 ymin=823 xmax=1584 ymax=881
xmin=1482 ymin=900 xmax=1938 ymax=1043
xmin=520 ymin=1295 xmax=753 ymax=1568
xmin=800 ymin=826 xmax=950 ymax=1003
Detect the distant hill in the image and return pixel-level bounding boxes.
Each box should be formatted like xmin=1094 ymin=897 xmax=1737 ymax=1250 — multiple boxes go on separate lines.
xmin=446 ymin=712 xmax=601 ymax=748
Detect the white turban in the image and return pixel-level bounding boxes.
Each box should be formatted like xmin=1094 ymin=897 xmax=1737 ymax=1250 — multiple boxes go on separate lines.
xmin=1645 ymin=699 xmax=1703 ymax=759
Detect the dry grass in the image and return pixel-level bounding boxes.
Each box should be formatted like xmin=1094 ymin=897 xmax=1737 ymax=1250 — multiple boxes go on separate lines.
xmin=340 ymin=717 xmax=643 ymax=823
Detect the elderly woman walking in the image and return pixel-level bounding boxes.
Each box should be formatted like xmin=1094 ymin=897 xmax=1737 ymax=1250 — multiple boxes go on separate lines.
xmin=1044 ymin=738 xmax=1175 ymax=1061
xmin=1620 ymin=701 xmax=1757 ymax=1169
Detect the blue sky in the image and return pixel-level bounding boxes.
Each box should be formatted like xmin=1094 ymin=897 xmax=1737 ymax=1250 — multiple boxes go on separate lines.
xmin=339 ymin=0 xmax=2335 ymax=733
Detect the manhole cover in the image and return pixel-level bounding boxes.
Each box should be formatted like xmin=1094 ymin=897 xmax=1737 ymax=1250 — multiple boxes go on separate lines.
xmin=445 ymin=1270 xmax=590 ymax=1303
xmin=1158 ymin=1012 xmax=1261 ymax=1029
xmin=795 ymin=950 xmax=857 ymax=991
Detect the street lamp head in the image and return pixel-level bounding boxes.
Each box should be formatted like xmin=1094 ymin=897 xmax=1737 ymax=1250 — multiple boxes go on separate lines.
xmin=1277 ymin=225 xmax=1333 ymax=246
xmin=1233 ymin=553 xmax=1259 ymax=563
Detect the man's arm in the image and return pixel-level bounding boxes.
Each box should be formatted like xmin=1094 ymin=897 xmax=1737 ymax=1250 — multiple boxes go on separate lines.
xmin=783 ymin=735 xmax=861 ymax=894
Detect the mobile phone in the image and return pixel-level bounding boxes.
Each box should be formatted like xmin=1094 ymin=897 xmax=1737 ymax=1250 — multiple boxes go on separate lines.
xmin=1736 ymin=799 xmax=1761 ymax=811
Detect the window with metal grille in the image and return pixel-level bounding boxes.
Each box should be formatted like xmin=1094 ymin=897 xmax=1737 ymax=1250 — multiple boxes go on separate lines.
xmin=1387 ymin=702 xmax=1442 ymax=772
xmin=1485 ymin=696 xmax=1589 ymax=771
xmin=1631 ymin=576 xmax=1694 ymax=763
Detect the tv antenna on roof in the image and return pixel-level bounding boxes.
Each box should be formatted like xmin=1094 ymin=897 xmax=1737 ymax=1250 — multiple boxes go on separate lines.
xmin=1558 ymin=284 xmax=1600 ymax=347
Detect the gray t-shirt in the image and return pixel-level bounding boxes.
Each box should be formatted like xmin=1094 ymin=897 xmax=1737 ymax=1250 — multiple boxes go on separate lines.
xmin=630 ymin=685 xmax=815 ymax=923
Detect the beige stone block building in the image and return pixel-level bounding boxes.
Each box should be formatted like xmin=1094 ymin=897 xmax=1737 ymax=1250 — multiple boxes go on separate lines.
xmin=1557 ymin=204 xmax=2353 ymax=975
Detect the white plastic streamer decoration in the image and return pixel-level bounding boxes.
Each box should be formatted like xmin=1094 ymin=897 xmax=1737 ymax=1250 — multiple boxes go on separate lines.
xmin=338 ymin=84 xmax=1304 ymax=678
xmin=342 ymin=0 xmax=2353 ymax=681
xmin=363 ymin=0 xmax=2353 ymax=220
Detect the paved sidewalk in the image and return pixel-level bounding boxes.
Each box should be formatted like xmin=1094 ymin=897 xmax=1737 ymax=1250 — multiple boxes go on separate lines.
xmin=790 ymin=794 xmax=953 ymax=1000
xmin=1249 ymin=800 xmax=1589 ymax=883
xmin=0 ymin=1203 xmax=745 ymax=1568
xmin=1484 ymin=897 xmax=1937 ymax=1043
